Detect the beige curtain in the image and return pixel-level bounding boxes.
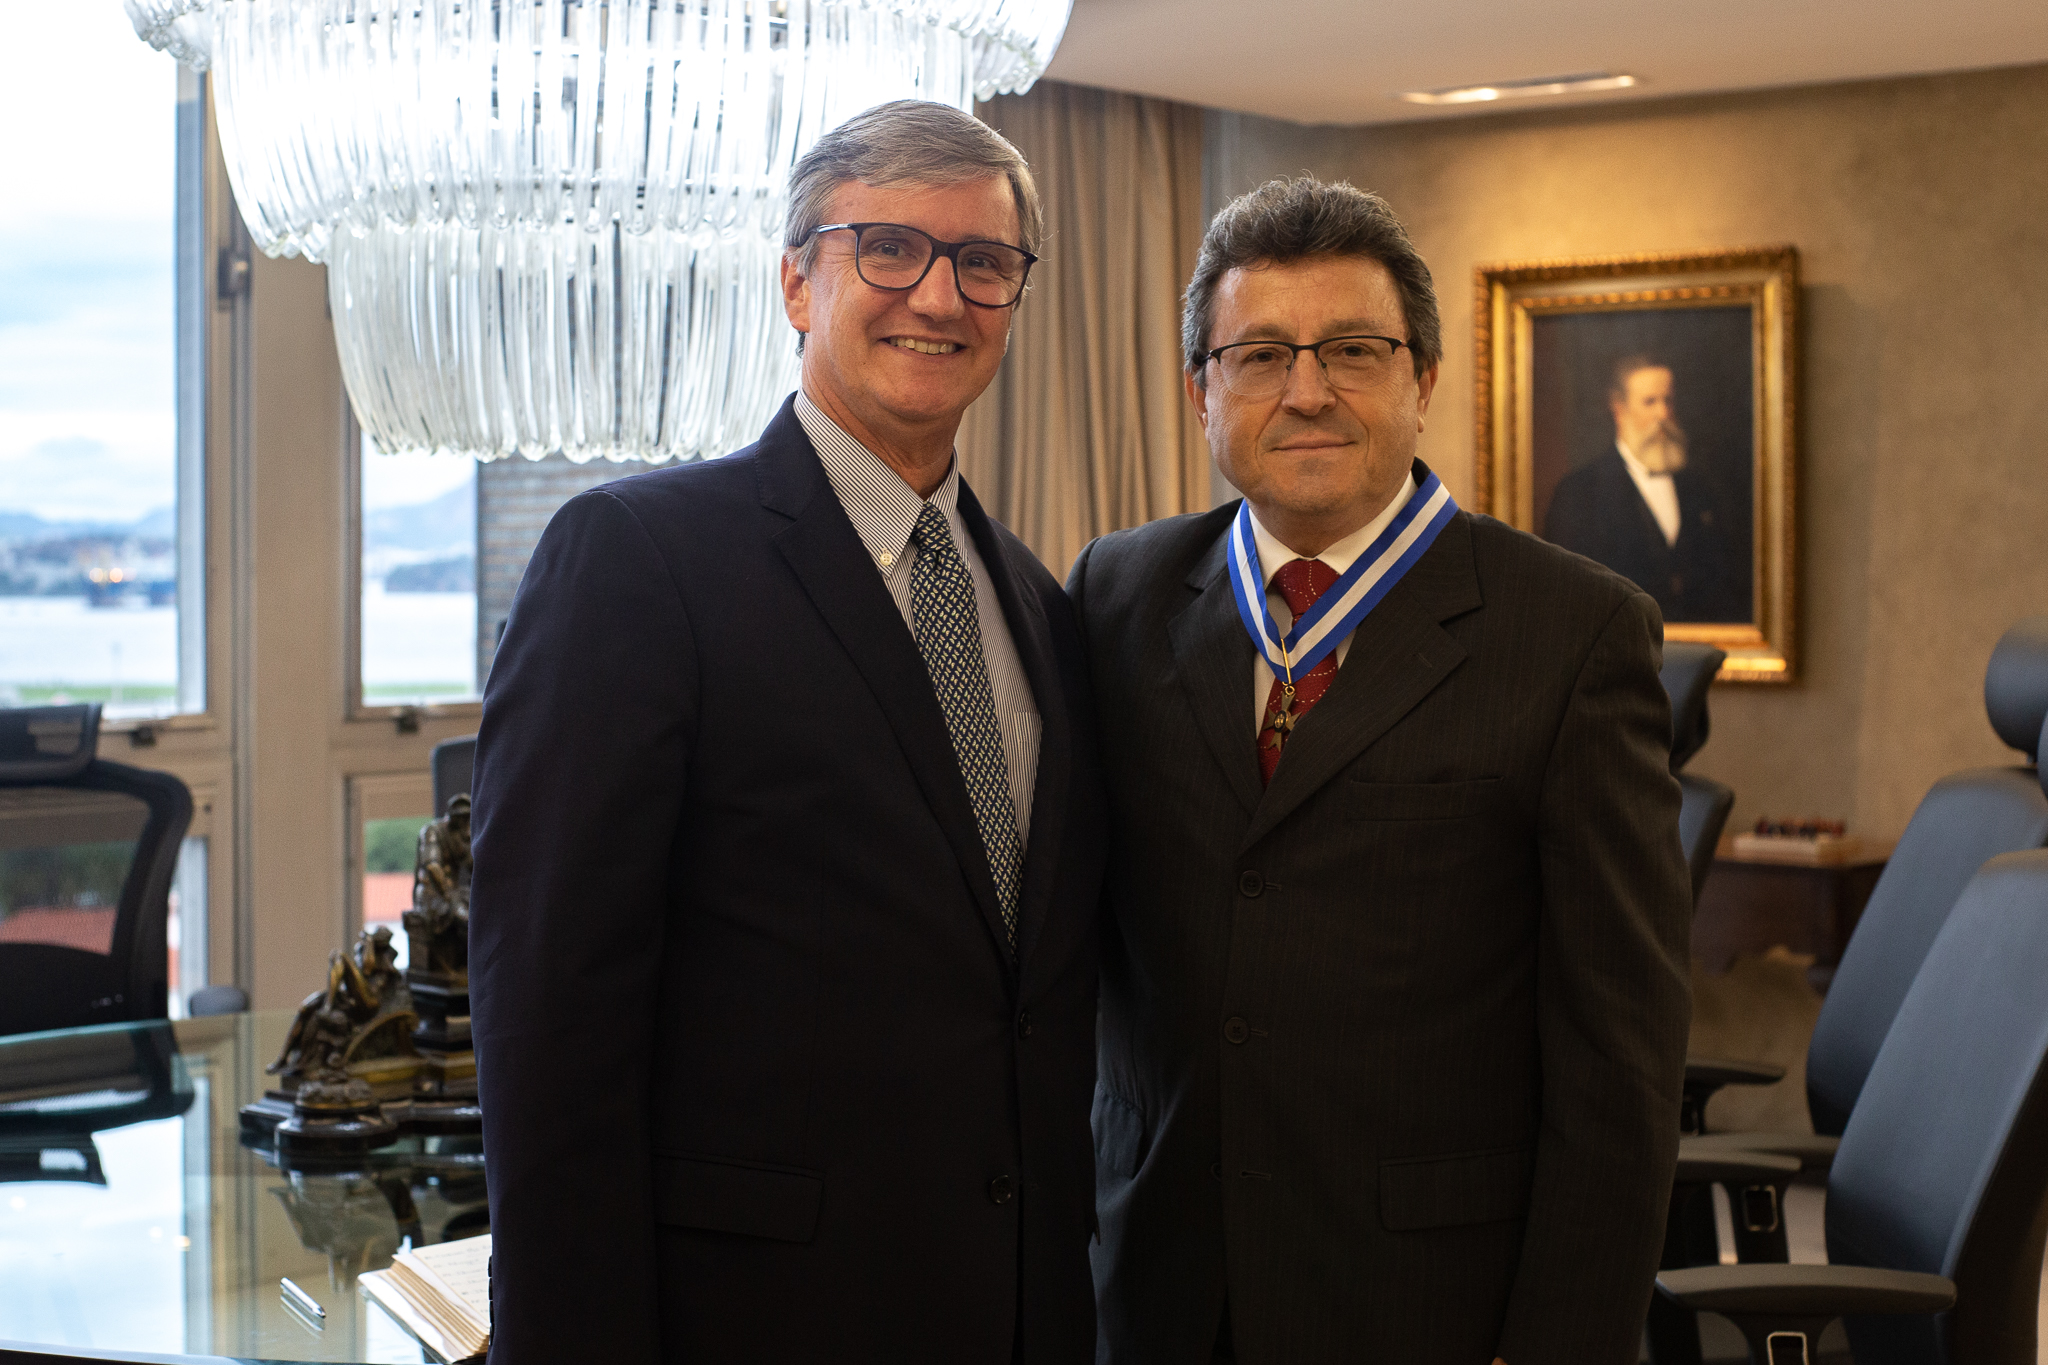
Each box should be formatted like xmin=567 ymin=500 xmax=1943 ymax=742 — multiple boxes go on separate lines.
xmin=959 ymin=83 xmax=1208 ymax=579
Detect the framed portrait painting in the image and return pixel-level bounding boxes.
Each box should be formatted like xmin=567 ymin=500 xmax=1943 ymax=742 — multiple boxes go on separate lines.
xmin=1475 ymin=246 xmax=1798 ymax=682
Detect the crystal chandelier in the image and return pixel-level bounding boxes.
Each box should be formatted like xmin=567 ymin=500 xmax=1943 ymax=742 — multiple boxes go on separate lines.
xmin=125 ymin=0 xmax=1070 ymax=463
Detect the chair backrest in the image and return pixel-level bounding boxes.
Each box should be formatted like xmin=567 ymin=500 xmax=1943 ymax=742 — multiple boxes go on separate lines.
xmin=1984 ymin=615 xmax=2048 ymax=763
xmin=1660 ymin=645 xmax=1733 ymax=905
xmin=432 ymin=734 xmax=477 ymax=817
xmin=1806 ymin=621 xmax=2048 ymax=1134
xmin=1677 ymin=772 xmax=1736 ymax=904
xmin=0 ymin=754 xmax=194 ymax=1037
xmin=0 ymin=704 xmax=101 ymax=781
xmin=1660 ymin=642 xmax=1727 ymax=772
xmin=1825 ymin=850 xmax=2048 ymax=1365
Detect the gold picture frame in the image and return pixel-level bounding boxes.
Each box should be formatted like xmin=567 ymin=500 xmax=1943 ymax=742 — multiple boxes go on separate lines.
xmin=1475 ymin=246 xmax=1798 ymax=683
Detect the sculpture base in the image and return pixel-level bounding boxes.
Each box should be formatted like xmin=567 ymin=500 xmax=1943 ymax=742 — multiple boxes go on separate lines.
xmin=408 ymin=978 xmax=471 ymax=1051
xmin=275 ymin=1106 xmax=401 ymax=1155
xmin=241 ymin=1091 xmax=482 ymax=1147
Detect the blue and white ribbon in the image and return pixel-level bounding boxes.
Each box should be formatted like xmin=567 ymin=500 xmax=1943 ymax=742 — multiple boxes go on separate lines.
xmin=1227 ymin=471 xmax=1459 ymax=683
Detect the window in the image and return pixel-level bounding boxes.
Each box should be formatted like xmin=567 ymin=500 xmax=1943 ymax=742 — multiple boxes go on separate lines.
xmin=362 ymin=814 xmax=426 ymax=970
xmin=0 ymin=7 xmax=204 ymax=721
xmin=360 ymin=440 xmax=479 ymax=708
xmin=355 ymin=430 xmax=624 ymax=711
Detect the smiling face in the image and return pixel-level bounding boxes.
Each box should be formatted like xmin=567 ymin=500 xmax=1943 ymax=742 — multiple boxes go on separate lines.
xmin=1189 ymin=254 xmax=1438 ymax=556
xmin=781 ymin=175 xmax=1022 ymax=487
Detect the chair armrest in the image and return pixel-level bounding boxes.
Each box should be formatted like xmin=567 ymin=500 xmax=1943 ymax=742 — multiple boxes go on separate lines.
xmin=1687 ymin=1057 xmax=1789 ymax=1088
xmin=1657 ymin=1263 xmax=1956 ymax=1317
xmin=1683 ymin=1131 xmax=1840 ymax=1172
xmin=1673 ymin=1144 xmax=1800 ymax=1187
xmin=1680 ymin=1057 xmax=1789 ymax=1135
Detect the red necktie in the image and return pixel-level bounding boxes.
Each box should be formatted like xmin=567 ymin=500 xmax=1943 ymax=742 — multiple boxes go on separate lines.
xmin=1257 ymin=558 xmax=1341 ymax=787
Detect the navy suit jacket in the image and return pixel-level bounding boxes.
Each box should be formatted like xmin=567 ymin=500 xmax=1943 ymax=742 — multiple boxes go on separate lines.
xmin=470 ymin=395 xmax=1106 ymax=1364
xmin=1542 ymin=449 xmax=1749 ymax=624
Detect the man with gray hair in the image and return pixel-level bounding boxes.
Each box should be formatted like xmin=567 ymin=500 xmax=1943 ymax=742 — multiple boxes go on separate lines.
xmin=472 ymin=99 xmax=1105 ymax=1363
xmin=1068 ymin=177 xmax=1690 ymax=1363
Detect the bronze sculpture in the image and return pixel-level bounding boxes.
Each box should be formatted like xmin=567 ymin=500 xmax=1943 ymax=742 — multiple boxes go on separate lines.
xmin=268 ymin=926 xmax=418 ymax=1099
xmin=403 ymin=794 xmax=476 ymax=1084
xmin=403 ymin=793 xmax=471 ymax=986
xmin=244 ymin=797 xmax=483 ymax=1154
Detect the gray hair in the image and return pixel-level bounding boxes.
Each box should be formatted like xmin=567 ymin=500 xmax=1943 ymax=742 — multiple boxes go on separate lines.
xmin=1609 ymin=353 xmax=1669 ymax=400
xmin=784 ymin=99 xmax=1043 ymax=273
xmin=1182 ymin=176 xmax=1441 ymax=383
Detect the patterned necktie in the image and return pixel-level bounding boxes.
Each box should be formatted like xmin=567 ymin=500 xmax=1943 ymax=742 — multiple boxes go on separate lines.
xmin=909 ymin=502 xmax=1023 ymax=948
xmin=1257 ymin=557 xmax=1342 ymax=787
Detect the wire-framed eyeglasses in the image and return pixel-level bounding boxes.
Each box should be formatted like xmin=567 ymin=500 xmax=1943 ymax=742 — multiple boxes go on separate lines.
xmin=809 ymin=222 xmax=1037 ymax=308
xmin=1196 ymin=334 xmax=1414 ymax=398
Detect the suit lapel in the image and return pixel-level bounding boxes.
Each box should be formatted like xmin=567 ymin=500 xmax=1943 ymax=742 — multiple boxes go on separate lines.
xmin=1168 ymin=521 xmax=1265 ymax=820
xmin=1239 ymin=504 xmax=1486 ymax=853
xmin=957 ymin=481 xmax=1065 ymax=968
xmin=756 ymin=402 xmax=1013 ymax=961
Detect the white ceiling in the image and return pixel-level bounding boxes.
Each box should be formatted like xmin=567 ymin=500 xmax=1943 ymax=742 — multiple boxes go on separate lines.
xmin=1042 ymin=0 xmax=2048 ymax=126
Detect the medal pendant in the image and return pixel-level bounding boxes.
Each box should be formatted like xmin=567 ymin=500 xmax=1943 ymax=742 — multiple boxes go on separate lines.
xmin=1262 ymin=685 xmax=1299 ymax=751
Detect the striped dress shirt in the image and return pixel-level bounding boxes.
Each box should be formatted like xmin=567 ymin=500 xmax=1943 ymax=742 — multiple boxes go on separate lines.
xmin=795 ymin=392 xmax=1041 ymax=848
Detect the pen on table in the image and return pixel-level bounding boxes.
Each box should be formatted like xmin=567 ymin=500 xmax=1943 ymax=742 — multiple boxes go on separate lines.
xmin=281 ymin=1276 xmax=325 ymax=1320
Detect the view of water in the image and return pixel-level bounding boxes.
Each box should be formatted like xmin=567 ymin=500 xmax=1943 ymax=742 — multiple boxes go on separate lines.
xmin=0 ymin=591 xmax=474 ymax=712
xmin=362 ymin=583 xmax=477 ymax=702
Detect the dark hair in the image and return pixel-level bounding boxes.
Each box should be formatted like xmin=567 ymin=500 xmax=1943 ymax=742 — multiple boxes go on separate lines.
xmin=1608 ymin=354 xmax=1669 ymax=400
xmin=1182 ymin=176 xmax=1440 ymax=382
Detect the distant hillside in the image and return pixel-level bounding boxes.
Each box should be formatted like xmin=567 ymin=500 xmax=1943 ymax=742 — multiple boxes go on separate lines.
xmin=364 ymin=482 xmax=474 ymax=554
xmin=386 ymin=555 xmax=475 ymax=592
xmin=0 ymin=506 xmax=174 ymax=542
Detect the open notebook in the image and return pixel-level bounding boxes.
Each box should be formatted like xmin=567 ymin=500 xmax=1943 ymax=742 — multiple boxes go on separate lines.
xmin=361 ymin=1233 xmax=491 ymax=1364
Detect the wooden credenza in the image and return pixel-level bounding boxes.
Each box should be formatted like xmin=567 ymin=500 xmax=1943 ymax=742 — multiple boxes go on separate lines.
xmin=1692 ymin=838 xmax=1894 ymax=991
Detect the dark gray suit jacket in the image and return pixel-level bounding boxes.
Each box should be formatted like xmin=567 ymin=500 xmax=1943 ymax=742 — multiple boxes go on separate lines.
xmin=1067 ymin=462 xmax=1691 ymax=1365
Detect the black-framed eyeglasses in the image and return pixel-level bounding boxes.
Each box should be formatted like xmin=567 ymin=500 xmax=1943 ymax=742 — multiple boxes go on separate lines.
xmin=809 ymin=222 xmax=1038 ymax=308
xmin=1195 ymin=334 xmax=1414 ymax=398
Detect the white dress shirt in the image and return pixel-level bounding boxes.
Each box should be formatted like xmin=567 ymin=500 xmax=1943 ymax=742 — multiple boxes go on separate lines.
xmin=796 ymin=392 xmax=1041 ymax=848
xmin=1246 ymin=471 xmax=1418 ymax=733
xmin=1616 ymin=439 xmax=1682 ymax=546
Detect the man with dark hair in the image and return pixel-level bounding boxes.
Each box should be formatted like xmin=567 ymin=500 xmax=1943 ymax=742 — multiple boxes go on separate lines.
xmin=1543 ymin=355 xmax=1749 ymax=623
xmin=1069 ymin=176 xmax=1690 ymax=1364
xmin=472 ymin=99 xmax=1105 ymax=1364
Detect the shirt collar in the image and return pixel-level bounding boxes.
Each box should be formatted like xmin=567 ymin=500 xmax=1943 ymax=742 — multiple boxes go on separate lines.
xmin=795 ymin=390 xmax=960 ymax=572
xmin=1246 ymin=470 xmax=1419 ymax=588
xmin=1616 ymin=438 xmax=1673 ymax=482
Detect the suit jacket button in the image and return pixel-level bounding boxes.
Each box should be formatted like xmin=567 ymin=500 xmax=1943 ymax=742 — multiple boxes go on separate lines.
xmin=1015 ymin=1010 xmax=1032 ymax=1039
xmin=1223 ymin=1016 xmax=1251 ymax=1045
xmin=1237 ymin=870 xmax=1264 ymax=897
xmin=988 ymin=1175 xmax=1017 ymax=1205
xmin=1210 ymin=1162 xmax=1224 ymax=1181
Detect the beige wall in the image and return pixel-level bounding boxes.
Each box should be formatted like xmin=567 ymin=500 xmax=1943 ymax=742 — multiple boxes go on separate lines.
xmin=1206 ymin=63 xmax=2048 ymax=840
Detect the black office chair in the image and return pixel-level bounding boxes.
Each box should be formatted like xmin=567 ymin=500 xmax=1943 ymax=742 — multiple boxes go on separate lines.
xmin=1658 ymin=643 xmax=1778 ymax=1138
xmin=1645 ymin=621 xmax=2048 ymax=1363
xmin=1662 ymin=642 xmax=1737 ymax=904
xmin=1656 ymin=847 xmax=2048 ymax=1365
xmin=432 ymin=734 xmax=476 ymax=817
xmin=186 ymin=983 xmax=250 ymax=1016
xmin=0 ymin=705 xmax=194 ymax=1037
xmin=1687 ymin=616 xmax=2048 ymax=1156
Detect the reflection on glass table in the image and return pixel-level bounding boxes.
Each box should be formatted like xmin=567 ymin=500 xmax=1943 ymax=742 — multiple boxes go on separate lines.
xmin=0 ymin=1013 xmax=487 ymax=1363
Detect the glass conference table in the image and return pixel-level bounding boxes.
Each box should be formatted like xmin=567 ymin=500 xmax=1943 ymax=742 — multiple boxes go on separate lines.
xmin=0 ymin=1012 xmax=485 ymax=1363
